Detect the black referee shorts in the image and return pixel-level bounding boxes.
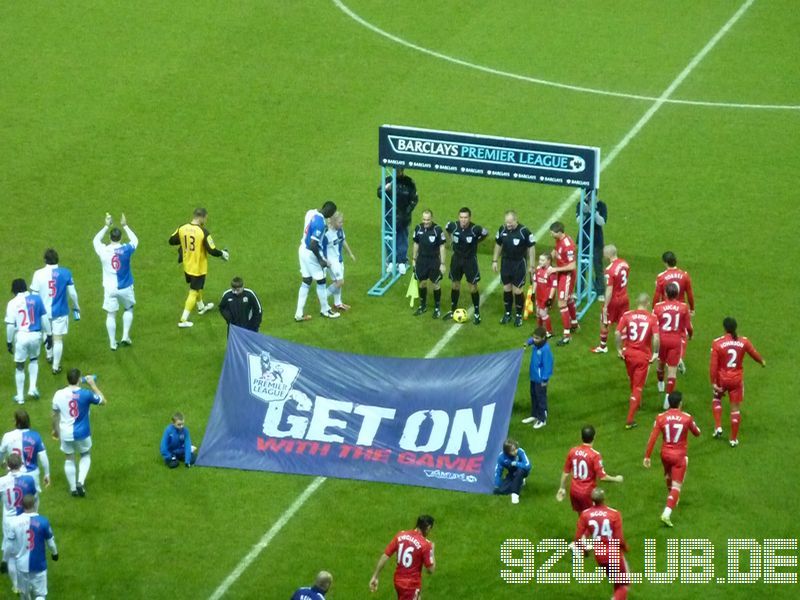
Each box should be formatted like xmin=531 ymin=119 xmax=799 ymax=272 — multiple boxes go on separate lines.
xmin=449 ymin=254 xmax=480 ymax=284
xmin=414 ymin=256 xmax=443 ymax=283
xmin=500 ymin=258 xmax=527 ymax=288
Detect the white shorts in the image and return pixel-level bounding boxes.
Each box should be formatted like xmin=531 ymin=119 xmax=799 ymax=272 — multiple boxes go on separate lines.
xmin=61 ymin=436 xmax=92 ymax=455
xmin=51 ymin=315 xmax=69 ymax=336
xmin=103 ymin=286 xmax=136 ymax=312
xmin=299 ymin=246 xmax=325 ymax=280
xmin=17 ymin=569 xmax=48 ymax=598
xmin=13 ymin=331 xmax=42 ymax=362
xmin=327 ymin=260 xmax=344 ymax=281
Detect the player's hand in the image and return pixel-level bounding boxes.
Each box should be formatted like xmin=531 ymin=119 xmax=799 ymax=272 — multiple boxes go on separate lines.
xmin=761 ymin=360 xmax=767 ymax=368
xmin=44 ymin=475 xmax=51 ymax=488
xmin=492 ymin=260 xmax=498 ymax=273
xmin=545 ymin=266 xmax=554 ymax=276
xmin=51 ymin=553 xmax=58 ymax=562
xmin=617 ymin=350 xmax=624 ymax=360
xmin=713 ymin=384 xmax=723 ymax=394
xmin=642 ymin=458 xmax=651 ymax=469
xmin=6 ymin=342 xmax=12 ymax=354
xmin=73 ymin=309 xmax=81 ymax=321
xmin=649 ymin=352 xmax=658 ymax=364
xmin=120 ymin=213 xmax=127 ymax=227
xmin=51 ymin=430 xmax=59 ymax=440
xmin=221 ymin=248 xmax=230 ymax=261
xmin=369 ymin=576 xmax=379 ymax=592
xmin=556 ymin=488 xmax=565 ymax=502
xmin=616 ymin=475 xmax=624 ymax=483
xmin=545 ymin=298 xmax=552 ymax=308
xmin=104 ymin=213 xmax=113 ymax=227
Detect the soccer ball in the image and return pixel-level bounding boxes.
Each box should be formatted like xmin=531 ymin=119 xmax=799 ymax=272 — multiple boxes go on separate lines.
xmin=453 ymin=308 xmax=469 ymax=323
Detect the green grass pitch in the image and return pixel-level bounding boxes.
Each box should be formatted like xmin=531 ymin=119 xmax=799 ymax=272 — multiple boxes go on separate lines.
xmin=1 ymin=1 xmax=798 ymax=598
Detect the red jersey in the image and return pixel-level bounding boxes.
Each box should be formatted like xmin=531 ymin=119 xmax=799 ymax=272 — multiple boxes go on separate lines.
xmin=564 ymin=444 xmax=608 ymax=495
xmin=553 ymin=235 xmax=577 ymax=271
xmin=653 ymin=267 xmax=694 ymax=311
xmin=604 ymin=258 xmax=629 ymax=302
xmin=709 ymin=334 xmax=763 ymax=384
xmin=534 ymin=266 xmax=557 ymax=306
xmin=384 ymin=529 xmax=434 ymax=588
xmin=653 ymin=300 xmax=693 ymax=342
xmin=616 ymin=309 xmax=659 ymax=358
xmin=575 ymin=504 xmax=628 ymax=560
xmin=645 ymin=409 xmax=701 ymax=458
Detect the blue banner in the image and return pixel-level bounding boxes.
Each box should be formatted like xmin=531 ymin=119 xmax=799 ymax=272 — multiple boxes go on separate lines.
xmin=197 ymin=327 xmax=523 ymax=494
xmin=379 ymin=124 xmax=600 ymax=189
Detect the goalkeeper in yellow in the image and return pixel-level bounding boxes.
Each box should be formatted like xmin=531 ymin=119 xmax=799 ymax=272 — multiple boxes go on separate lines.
xmin=169 ymin=208 xmax=229 ymax=328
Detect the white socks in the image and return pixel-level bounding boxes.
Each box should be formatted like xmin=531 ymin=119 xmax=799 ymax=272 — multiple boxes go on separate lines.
xmin=295 ymin=282 xmax=311 ymax=318
xmin=64 ymin=459 xmax=77 ymax=491
xmin=14 ymin=369 xmax=24 ymax=399
xmin=315 ymin=284 xmax=330 ymax=312
xmin=106 ymin=313 xmax=117 ymax=346
xmin=28 ymin=361 xmax=38 ymax=393
xmin=78 ymin=454 xmax=91 ymax=484
xmin=122 ymin=309 xmax=133 ymax=339
xmin=53 ymin=339 xmax=64 ymax=371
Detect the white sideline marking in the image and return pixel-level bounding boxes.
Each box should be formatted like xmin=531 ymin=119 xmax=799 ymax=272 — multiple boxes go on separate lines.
xmin=209 ymin=2 xmax=755 ymax=596
xmin=333 ymin=0 xmax=797 ymax=111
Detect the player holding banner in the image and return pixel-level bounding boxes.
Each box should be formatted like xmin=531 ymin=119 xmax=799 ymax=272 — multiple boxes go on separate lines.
xmin=591 ymin=245 xmax=629 ymax=354
xmin=643 ymin=391 xmax=701 ymax=527
xmin=615 ymin=294 xmax=659 ymax=429
xmin=369 ymin=515 xmax=435 ymax=599
xmin=653 ymin=283 xmax=693 ymax=408
xmin=93 ymin=213 xmax=138 ymax=350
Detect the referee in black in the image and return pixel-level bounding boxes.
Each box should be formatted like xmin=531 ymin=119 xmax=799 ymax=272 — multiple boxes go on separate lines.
xmin=219 ymin=276 xmax=263 ymax=333
xmin=412 ymin=209 xmax=447 ymax=318
xmin=443 ymin=207 xmax=488 ymax=324
xmin=492 ymin=210 xmax=536 ymax=327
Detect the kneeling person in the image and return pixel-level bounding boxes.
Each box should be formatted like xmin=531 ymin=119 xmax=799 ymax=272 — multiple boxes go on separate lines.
xmin=160 ymin=412 xmax=197 ymax=468
xmin=494 ymin=438 xmax=531 ymax=504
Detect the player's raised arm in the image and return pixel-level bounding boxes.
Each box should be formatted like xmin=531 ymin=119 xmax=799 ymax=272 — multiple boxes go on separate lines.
xmin=86 ymin=376 xmax=106 ymax=405
xmin=93 ymin=214 xmax=111 ymax=254
xmin=121 ymin=214 xmax=139 ymax=248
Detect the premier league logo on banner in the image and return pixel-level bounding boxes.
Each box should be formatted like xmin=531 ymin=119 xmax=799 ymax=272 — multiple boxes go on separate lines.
xmin=248 ymin=351 xmax=300 ymax=403
xmin=197 ymin=327 xmax=523 ymax=494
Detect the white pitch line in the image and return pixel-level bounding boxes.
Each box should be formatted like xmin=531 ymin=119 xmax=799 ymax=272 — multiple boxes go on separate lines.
xmin=209 ymin=2 xmax=755 ymax=597
xmin=333 ymin=0 xmax=797 ymax=111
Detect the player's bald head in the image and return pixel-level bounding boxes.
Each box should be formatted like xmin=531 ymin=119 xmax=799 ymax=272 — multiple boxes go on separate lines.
xmin=591 ymin=488 xmax=605 ymax=505
xmin=637 ymin=293 xmax=649 ymax=307
xmin=315 ymin=571 xmax=333 ymax=591
xmin=603 ymin=244 xmax=617 ymax=259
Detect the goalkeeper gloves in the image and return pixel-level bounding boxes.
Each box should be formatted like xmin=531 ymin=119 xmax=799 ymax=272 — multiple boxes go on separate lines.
xmin=221 ymin=248 xmax=230 ymax=261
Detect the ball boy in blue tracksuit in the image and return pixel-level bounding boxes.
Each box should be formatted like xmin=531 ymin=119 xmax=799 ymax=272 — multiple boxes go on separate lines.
xmin=523 ymin=326 xmax=554 ymax=429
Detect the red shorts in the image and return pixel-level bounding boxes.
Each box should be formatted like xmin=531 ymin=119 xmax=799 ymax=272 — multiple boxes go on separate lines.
xmin=570 ymin=488 xmax=593 ymax=513
xmin=658 ymin=336 xmax=686 ymax=367
xmin=624 ymin=354 xmax=650 ymax=391
xmin=661 ymin=452 xmax=688 ymax=485
xmin=602 ymin=296 xmax=629 ymax=325
xmin=395 ymin=584 xmax=421 ymax=600
xmin=598 ymin=555 xmax=630 ymax=587
xmin=717 ymin=374 xmax=744 ymax=403
xmin=557 ymin=272 xmax=576 ymax=301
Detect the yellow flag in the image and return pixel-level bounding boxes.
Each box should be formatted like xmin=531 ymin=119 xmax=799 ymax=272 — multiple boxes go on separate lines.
xmin=407 ymin=276 xmax=419 ymax=307
xmin=523 ymin=285 xmax=535 ymax=320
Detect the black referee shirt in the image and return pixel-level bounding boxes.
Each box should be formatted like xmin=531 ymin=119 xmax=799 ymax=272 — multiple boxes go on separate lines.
xmin=495 ymin=224 xmax=535 ymax=260
xmin=413 ymin=223 xmax=446 ymax=257
xmin=445 ymin=221 xmax=488 ymax=257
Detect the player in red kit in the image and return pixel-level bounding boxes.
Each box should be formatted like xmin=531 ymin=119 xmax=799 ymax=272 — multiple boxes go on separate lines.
xmin=653 ymin=283 xmax=693 ymax=408
xmin=615 ymin=293 xmax=659 ymax=429
xmin=709 ymin=317 xmax=766 ymax=447
xmin=591 ymin=244 xmax=629 ymax=354
xmin=574 ymin=488 xmax=630 ymax=600
xmin=546 ymin=221 xmax=578 ymax=346
xmin=644 ymin=391 xmax=701 ymax=526
xmin=370 ymin=515 xmax=435 ymax=599
xmin=557 ymin=425 xmax=623 ymax=515
xmin=533 ymin=254 xmax=557 ymax=337
xmin=653 ymin=251 xmax=695 ymax=312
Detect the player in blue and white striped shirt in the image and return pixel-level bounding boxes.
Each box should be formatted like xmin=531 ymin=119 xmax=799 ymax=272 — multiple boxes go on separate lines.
xmin=295 ymin=201 xmax=339 ymax=321
xmin=93 ymin=213 xmax=139 ymax=350
xmin=51 ymin=370 xmax=106 ymax=497
xmin=322 ymin=212 xmax=356 ymax=312
xmin=7 ymin=495 xmax=57 ymax=599
xmin=0 ymin=454 xmax=38 ymax=593
xmin=5 ymin=279 xmax=52 ymax=404
xmin=30 ymin=249 xmax=80 ymax=375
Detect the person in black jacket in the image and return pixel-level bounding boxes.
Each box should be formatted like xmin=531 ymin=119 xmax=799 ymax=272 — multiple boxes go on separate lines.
xmin=219 ymin=277 xmax=262 ymax=332
xmin=377 ymin=168 xmax=419 ymax=274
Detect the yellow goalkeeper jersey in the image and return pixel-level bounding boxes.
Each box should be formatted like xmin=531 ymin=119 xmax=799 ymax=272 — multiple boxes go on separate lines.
xmin=170 ymin=223 xmax=219 ymax=276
